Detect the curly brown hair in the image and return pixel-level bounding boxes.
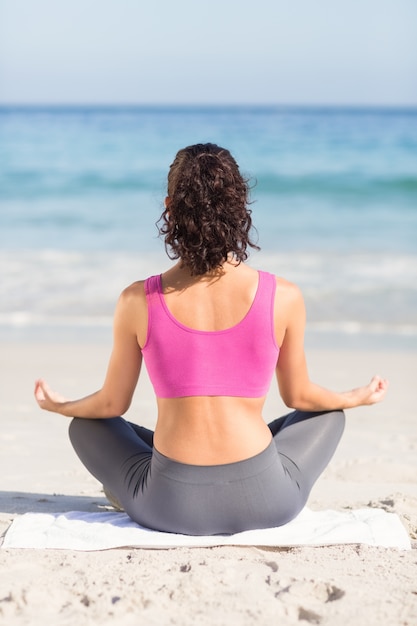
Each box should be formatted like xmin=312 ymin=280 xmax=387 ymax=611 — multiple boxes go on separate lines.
xmin=157 ymin=143 xmax=259 ymax=275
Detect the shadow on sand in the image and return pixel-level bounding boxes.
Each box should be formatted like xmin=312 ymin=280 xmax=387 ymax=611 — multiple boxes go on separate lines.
xmin=0 ymin=491 xmax=108 ymax=515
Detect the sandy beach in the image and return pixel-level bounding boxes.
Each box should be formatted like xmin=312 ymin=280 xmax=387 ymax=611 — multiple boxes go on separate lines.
xmin=1 ymin=339 xmax=416 ymax=625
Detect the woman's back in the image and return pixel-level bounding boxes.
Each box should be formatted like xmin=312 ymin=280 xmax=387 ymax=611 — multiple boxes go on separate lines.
xmin=139 ymin=261 xmax=279 ymax=464
xmin=161 ymin=261 xmax=259 ymax=332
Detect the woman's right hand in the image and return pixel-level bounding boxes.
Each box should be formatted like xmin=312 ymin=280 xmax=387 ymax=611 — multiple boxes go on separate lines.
xmin=350 ymin=375 xmax=389 ymax=407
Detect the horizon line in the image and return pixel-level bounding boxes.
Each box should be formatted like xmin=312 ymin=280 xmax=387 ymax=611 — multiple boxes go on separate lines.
xmin=1 ymin=102 xmax=416 ymax=111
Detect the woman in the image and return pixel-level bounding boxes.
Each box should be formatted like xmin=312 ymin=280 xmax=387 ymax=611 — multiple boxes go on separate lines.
xmin=34 ymin=143 xmax=388 ymax=535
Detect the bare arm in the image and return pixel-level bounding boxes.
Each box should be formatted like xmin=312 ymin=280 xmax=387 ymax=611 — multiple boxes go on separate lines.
xmin=275 ymin=279 xmax=388 ymax=411
xmin=34 ymin=283 xmax=144 ymax=418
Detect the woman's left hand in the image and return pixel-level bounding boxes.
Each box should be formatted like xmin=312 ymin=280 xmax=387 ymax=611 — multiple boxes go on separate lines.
xmin=34 ymin=379 xmax=69 ymax=413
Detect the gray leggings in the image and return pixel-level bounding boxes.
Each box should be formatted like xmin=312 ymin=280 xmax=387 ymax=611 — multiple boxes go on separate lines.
xmin=69 ymin=410 xmax=345 ymax=535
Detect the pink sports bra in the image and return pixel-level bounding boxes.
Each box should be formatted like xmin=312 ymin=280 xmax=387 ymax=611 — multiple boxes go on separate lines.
xmin=141 ymin=271 xmax=280 ymax=398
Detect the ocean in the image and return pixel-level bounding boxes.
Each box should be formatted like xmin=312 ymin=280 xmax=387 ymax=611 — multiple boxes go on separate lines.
xmin=0 ymin=105 xmax=416 ymax=349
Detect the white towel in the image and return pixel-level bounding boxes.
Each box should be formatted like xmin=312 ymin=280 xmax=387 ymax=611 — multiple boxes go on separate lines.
xmin=1 ymin=507 xmax=410 ymax=551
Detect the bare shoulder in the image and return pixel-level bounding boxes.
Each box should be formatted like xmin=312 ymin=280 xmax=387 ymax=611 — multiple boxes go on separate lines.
xmin=274 ymin=276 xmax=304 ymax=306
xmin=113 ymin=281 xmax=148 ymax=344
xmin=116 ymin=281 xmax=147 ymax=316
xmin=120 ymin=280 xmax=146 ymax=301
xmin=272 ymin=276 xmax=307 ymax=343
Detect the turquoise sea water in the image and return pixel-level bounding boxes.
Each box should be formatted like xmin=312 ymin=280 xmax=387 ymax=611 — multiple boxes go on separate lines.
xmin=1 ymin=105 xmax=416 ymax=348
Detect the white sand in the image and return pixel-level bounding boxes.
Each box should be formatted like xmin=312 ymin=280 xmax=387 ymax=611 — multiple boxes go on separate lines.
xmin=1 ymin=341 xmax=416 ymax=625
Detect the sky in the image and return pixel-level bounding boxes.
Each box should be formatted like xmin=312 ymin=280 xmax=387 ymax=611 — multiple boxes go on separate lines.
xmin=0 ymin=0 xmax=416 ymax=106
